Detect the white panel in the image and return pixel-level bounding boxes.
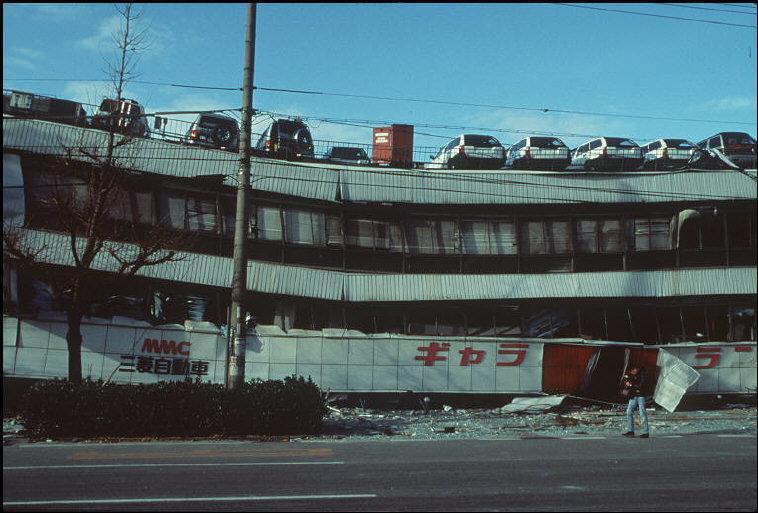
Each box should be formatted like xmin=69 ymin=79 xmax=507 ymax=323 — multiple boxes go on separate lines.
xmin=322 ymin=339 xmax=349 ymax=364
xmin=397 ymin=366 xmax=423 ymax=390
xmin=717 ymin=368 xmax=740 ymax=393
xmin=15 ymin=347 xmax=47 ymax=376
xmin=246 ymin=362 xmax=270 ymax=381
xmin=297 ymin=339 xmax=323 ymax=364
xmin=693 ymin=368 xmax=718 ymax=393
xmin=422 ymin=365 xmax=448 ymax=391
xmin=719 ymin=346 xmax=740 ymax=368
xmin=372 ymin=366 xmax=398 ymax=390
xmin=447 ymin=341 xmax=468 ymax=368
xmin=80 ymin=348 xmax=105 ymax=380
xmin=43 ymin=349 xmax=67 ymax=378
xmin=3 ymin=317 xmax=18 ymax=347
xmin=518 ymin=366 xmax=542 ymax=392
xmin=348 ymin=365 xmax=373 ymax=390
xmin=269 ymin=338 xmax=297 ymax=363
xmin=106 ymin=326 xmax=138 ymax=354
xmin=495 ymin=366 xmax=520 ymax=392
xmin=20 ymin=321 xmax=50 ymax=349
xmin=188 ymin=331 xmax=219 ymax=360
xmin=738 ymin=345 xmax=757 ymax=367
xmin=131 ymin=371 xmax=159 ymax=384
xmin=373 ymin=339 xmax=399 ymax=365
xmin=740 ymin=367 xmax=757 ymax=393
xmin=348 ymin=339 xmax=374 ymax=365
xmin=269 ymin=363 xmax=297 ymax=380
xmin=101 ymin=354 xmax=124 ymax=383
xmin=448 ymin=365 xmax=472 ymax=391
xmin=80 ymin=323 xmax=108 ymax=353
xmin=137 ymin=328 xmax=163 ymax=353
xmin=48 ymin=322 xmax=68 ymax=350
xmin=472 ymin=364 xmax=496 ymax=391
xmin=246 ymin=335 xmax=270 ymax=363
xmin=3 ymin=347 xmax=17 ymax=374
xmin=398 ymin=338 xmax=428 ymax=366
xmin=296 ymin=364 xmax=322 ymax=385
xmin=321 ymin=364 xmax=347 ymax=390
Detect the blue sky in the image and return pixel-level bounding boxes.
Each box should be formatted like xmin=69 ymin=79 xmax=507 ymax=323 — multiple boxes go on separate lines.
xmin=3 ymin=3 xmax=757 ymax=153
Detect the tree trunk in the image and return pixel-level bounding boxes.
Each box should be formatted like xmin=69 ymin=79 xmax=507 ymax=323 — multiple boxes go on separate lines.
xmin=66 ymin=309 xmax=83 ymax=383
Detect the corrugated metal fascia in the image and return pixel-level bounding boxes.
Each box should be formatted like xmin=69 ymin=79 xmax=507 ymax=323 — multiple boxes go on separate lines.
xmin=247 ymin=260 xmax=342 ymax=300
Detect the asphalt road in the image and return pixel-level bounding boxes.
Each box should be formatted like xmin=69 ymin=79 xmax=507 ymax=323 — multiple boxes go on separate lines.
xmin=3 ymin=435 xmax=756 ymax=511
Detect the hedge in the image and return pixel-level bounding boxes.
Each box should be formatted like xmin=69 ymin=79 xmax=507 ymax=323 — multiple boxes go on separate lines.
xmin=21 ymin=376 xmax=328 ymax=439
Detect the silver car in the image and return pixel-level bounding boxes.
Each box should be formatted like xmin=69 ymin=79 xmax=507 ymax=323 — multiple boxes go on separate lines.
xmin=571 ymin=137 xmax=642 ymax=172
xmin=639 ymin=139 xmax=697 ymax=170
xmin=505 ymin=136 xmax=571 ymax=171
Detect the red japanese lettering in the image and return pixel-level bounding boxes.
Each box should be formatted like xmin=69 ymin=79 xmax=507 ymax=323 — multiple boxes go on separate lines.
xmin=693 ymin=346 xmax=721 ymax=369
xmin=415 ymin=342 xmax=450 ymax=366
xmin=734 ymin=345 xmax=753 ymax=353
xmin=459 ymin=347 xmax=486 ymax=366
xmin=496 ymin=343 xmax=528 ymax=367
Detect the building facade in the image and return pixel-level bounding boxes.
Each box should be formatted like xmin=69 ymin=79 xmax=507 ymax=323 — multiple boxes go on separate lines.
xmin=3 ymin=117 xmax=756 ymax=397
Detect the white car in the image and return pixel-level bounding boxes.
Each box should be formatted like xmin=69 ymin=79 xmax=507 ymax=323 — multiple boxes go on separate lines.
xmin=505 ymin=136 xmax=572 ymax=170
xmin=427 ymin=134 xmax=505 ymax=170
xmin=571 ymin=137 xmax=642 ymax=172
xmin=639 ymin=139 xmax=697 ymax=170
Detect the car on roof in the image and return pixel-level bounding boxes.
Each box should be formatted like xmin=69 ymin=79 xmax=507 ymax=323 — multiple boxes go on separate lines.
xmin=324 ymin=146 xmax=370 ymax=165
xmin=570 ymin=137 xmax=642 ymax=171
xmin=505 ymin=136 xmax=572 ymax=170
xmin=4 ymin=90 xmax=88 ymax=127
xmin=254 ymin=118 xmax=314 ymax=159
xmin=186 ymin=113 xmax=239 ymax=152
xmin=427 ymin=134 xmax=505 ymax=170
xmin=639 ymin=138 xmax=698 ymax=170
xmin=696 ymin=132 xmax=756 ymax=169
xmin=91 ymin=97 xmax=148 ymax=138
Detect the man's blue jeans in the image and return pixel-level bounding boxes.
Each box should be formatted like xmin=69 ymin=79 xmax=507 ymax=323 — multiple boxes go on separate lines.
xmin=626 ymin=396 xmax=649 ymax=434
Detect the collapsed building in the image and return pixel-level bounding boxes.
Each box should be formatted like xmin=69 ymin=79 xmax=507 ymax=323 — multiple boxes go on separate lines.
xmin=2 ymin=116 xmax=756 ymax=408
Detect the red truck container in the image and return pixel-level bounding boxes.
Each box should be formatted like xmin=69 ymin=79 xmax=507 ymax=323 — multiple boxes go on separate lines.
xmin=372 ymin=124 xmax=414 ymax=168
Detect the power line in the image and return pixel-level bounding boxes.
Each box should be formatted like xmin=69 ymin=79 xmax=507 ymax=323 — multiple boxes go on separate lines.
xmin=556 ymin=3 xmax=757 ymax=28
xmin=720 ymin=3 xmax=758 ymax=10
xmin=254 ymin=87 xmax=756 ymax=126
xmin=659 ymin=3 xmax=758 ymax=15
xmin=6 ymin=79 xmax=756 ymax=127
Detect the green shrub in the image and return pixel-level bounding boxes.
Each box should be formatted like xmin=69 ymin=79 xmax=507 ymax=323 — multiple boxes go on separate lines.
xmin=21 ymin=375 xmax=327 ymax=439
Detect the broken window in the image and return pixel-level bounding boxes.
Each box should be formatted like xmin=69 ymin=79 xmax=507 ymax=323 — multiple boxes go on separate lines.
xmin=658 ymin=307 xmax=685 ymax=344
xmin=629 ymin=306 xmax=660 ymax=344
xmin=256 ymin=205 xmax=282 ymax=241
xmin=731 ymin=307 xmax=756 ymax=341
xmin=682 ymin=306 xmax=708 ymax=342
xmin=326 ymin=214 xmax=343 ymax=246
xmin=706 ymin=305 xmax=730 ymax=341
xmin=466 ymin=309 xmax=496 ymax=336
xmin=576 ymin=220 xmax=598 ymax=253
xmin=494 ymin=306 xmax=522 ymax=337
xmin=3 ymin=258 xmax=18 ymax=315
xmin=599 ymin=220 xmax=623 ymax=252
xmin=311 ymin=303 xmax=344 ymax=330
xmin=345 ymin=305 xmax=375 ymax=333
xmin=727 ymin=212 xmax=752 ymax=249
xmin=106 ymin=186 xmax=133 ymax=222
xmin=437 ymin=308 xmax=465 ymax=336
xmin=578 ymin=308 xmax=606 ymax=340
xmin=633 ymin=217 xmax=670 ymax=251
xmin=407 ymin=308 xmax=437 ymax=336
xmin=374 ymin=307 xmax=404 ymax=334
xmin=284 ymin=208 xmax=325 ymax=246
xmin=374 ymin=221 xmax=404 ymax=252
xmin=345 ymin=219 xmax=375 ymax=248
xmin=575 ymin=219 xmax=622 ymax=253
xmin=520 ymin=220 xmax=570 ymax=255
xmin=605 ymin=307 xmax=634 ymax=342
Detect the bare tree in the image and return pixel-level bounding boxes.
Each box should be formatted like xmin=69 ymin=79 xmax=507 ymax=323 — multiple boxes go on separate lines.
xmin=3 ymin=3 xmax=186 ymax=383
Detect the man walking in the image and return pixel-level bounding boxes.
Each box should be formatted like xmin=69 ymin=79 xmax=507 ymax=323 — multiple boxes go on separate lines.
xmin=621 ymin=365 xmax=650 ymax=438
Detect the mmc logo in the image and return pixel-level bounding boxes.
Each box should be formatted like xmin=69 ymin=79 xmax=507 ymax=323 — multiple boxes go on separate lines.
xmin=140 ymin=338 xmax=191 ymax=356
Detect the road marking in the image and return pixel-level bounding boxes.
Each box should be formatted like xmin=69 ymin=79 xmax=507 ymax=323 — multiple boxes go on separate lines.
xmin=716 ymin=434 xmax=753 ymax=438
xmin=2 ymin=494 xmax=378 ymax=506
xmin=4 ymin=462 xmax=344 ymax=471
xmin=563 ymin=437 xmax=606 ymax=440
xmin=660 ymin=435 xmax=683 ymax=438
xmin=70 ymin=447 xmax=333 ymax=461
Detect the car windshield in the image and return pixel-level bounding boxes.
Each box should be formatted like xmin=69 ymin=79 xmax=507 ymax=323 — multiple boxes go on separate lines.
xmin=331 ymin=147 xmax=367 ymax=160
xmin=276 ymin=120 xmax=307 ymax=136
xmin=198 ymin=115 xmax=237 ymax=130
xmin=663 ymin=139 xmax=695 ymax=149
xmin=530 ymin=137 xmax=565 ymax=148
xmin=463 ymin=134 xmax=501 ymax=147
xmin=722 ymin=132 xmax=756 ymax=145
xmin=605 ymin=138 xmax=637 ymax=147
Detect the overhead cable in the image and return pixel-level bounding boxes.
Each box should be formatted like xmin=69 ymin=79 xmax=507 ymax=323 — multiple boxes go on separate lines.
xmin=556 ymin=3 xmax=758 ymax=28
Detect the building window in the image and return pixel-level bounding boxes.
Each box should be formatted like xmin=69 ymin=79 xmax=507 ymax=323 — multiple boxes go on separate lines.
xmin=461 ymin=219 xmax=516 ymax=255
xmin=256 ymin=205 xmax=283 ymax=241
xmin=520 ymin=220 xmax=570 ymax=255
xmin=284 ymin=208 xmax=326 ymax=246
xmin=326 ymin=215 xmax=343 ymax=247
xmin=731 ymin=307 xmax=756 ymax=341
xmin=345 ymin=219 xmax=375 ymax=248
xmin=405 ymin=219 xmax=458 ymax=255
xmin=727 ymin=213 xmax=753 ymax=249
xmin=186 ymin=196 xmax=218 ymax=233
xmin=133 ymin=191 xmax=156 ymax=225
xmin=633 ymin=217 xmax=670 ymax=251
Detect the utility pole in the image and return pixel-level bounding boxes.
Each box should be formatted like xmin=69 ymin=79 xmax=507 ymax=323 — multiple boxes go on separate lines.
xmin=228 ymin=3 xmax=256 ymax=389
